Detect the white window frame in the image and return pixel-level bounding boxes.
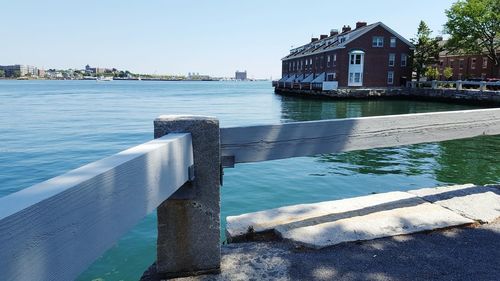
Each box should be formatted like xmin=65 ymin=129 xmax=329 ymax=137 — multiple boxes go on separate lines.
xmin=401 ymin=54 xmax=407 ymax=67
xmin=372 ymin=36 xmax=384 ymax=47
xmin=388 ymin=53 xmax=395 ymax=67
xmin=387 ymin=71 xmax=394 ymax=84
xmin=390 ymin=37 xmax=396 ymax=48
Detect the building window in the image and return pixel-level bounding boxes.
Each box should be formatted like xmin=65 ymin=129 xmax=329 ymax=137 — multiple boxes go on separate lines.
xmin=333 ymin=54 xmax=337 ymax=61
xmin=387 ymin=71 xmax=394 ymax=84
xmin=339 ymin=37 xmax=346 ymax=43
xmin=354 ymin=73 xmax=361 ymax=83
xmin=439 ymin=60 xmax=444 ymax=67
xmin=350 ymin=54 xmax=362 ymax=65
xmin=390 ymin=37 xmax=396 ymax=48
xmin=327 ymin=55 xmax=331 ymax=63
xmin=483 ymin=57 xmax=488 ymax=68
xmin=459 ymin=59 xmax=464 ymax=69
xmin=327 ymin=73 xmax=336 ymax=81
xmin=401 ymin=54 xmax=407 ymax=67
xmin=372 ymin=36 xmax=384 ymax=47
xmin=388 ymin=53 xmax=395 ymax=67
xmin=471 ymin=58 xmax=476 ymax=69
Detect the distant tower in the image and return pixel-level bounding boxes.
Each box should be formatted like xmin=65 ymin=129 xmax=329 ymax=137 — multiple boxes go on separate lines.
xmin=235 ymin=70 xmax=247 ymax=80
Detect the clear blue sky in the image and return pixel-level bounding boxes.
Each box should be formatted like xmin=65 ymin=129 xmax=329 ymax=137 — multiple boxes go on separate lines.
xmin=1 ymin=0 xmax=455 ymax=79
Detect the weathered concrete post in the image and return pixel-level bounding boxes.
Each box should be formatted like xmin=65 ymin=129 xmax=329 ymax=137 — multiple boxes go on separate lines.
xmin=153 ymin=115 xmax=221 ymax=278
xmin=456 ymin=80 xmax=463 ymax=90
xmin=431 ymin=80 xmax=438 ymax=89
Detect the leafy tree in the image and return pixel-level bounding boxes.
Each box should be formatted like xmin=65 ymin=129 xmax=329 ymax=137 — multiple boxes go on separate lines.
xmin=0 ymin=69 xmax=4 ymax=77
xmin=13 ymin=70 xmax=21 ymax=78
xmin=425 ymin=67 xmax=440 ymax=80
xmin=443 ymin=67 xmax=454 ymax=80
xmin=444 ymin=0 xmax=500 ymax=76
xmin=411 ymin=21 xmax=442 ymax=81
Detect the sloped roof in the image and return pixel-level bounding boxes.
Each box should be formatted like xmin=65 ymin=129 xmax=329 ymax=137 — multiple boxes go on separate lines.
xmin=282 ymin=22 xmax=414 ymax=61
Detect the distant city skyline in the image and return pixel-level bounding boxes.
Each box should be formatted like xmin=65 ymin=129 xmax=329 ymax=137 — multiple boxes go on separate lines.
xmin=1 ymin=0 xmax=456 ymax=79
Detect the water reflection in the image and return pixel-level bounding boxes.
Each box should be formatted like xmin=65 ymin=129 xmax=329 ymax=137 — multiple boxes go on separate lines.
xmin=279 ymin=96 xmax=500 ymax=184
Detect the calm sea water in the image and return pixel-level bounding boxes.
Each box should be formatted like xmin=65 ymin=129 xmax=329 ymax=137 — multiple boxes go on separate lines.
xmin=0 ymin=80 xmax=499 ymax=281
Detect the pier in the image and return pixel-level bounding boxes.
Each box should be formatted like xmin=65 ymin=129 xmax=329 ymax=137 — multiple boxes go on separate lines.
xmin=1 ymin=109 xmax=500 ymax=280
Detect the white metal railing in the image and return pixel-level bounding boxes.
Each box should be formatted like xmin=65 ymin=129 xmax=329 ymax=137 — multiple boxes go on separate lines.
xmin=409 ymin=80 xmax=500 ymax=91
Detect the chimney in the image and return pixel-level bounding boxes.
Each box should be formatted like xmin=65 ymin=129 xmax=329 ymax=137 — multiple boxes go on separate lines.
xmin=311 ymin=37 xmax=319 ymax=43
xmin=356 ymin=21 xmax=367 ymax=29
xmin=320 ymin=34 xmax=328 ymax=40
xmin=435 ymin=36 xmax=443 ymax=41
xmin=341 ymin=25 xmax=351 ymax=33
xmin=330 ymin=29 xmax=339 ymax=36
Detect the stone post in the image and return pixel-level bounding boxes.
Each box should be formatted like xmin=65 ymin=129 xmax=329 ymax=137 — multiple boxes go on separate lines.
xmin=456 ymin=80 xmax=463 ymax=90
xmin=153 ymin=115 xmax=221 ymax=279
xmin=431 ymin=80 xmax=438 ymax=89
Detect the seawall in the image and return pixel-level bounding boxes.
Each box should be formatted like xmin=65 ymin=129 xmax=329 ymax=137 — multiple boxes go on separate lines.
xmin=274 ymin=87 xmax=500 ymax=106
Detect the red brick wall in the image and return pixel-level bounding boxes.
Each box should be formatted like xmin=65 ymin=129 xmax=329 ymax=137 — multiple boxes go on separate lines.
xmin=438 ymin=54 xmax=498 ymax=80
xmin=343 ymin=25 xmax=413 ymax=87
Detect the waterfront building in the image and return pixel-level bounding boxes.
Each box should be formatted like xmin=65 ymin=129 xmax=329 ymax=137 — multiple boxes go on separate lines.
xmin=85 ymin=64 xmax=112 ymax=74
xmin=0 ymin=65 xmax=28 ymax=77
xmin=437 ymin=39 xmax=499 ymax=80
xmin=277 ymin=21 xmax=414 ymax=89
xmin=235 ymin=70 xmax=247 ymax=80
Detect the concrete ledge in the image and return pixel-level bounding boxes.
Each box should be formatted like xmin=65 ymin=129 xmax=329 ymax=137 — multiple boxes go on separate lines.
xmin=409 ymin=184 xmax=500 ymax=223
xmin=226 ymin=184 xmax=500 ymax=249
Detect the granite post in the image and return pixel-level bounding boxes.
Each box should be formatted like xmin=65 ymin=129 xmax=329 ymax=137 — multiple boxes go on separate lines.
xmin=153 ymin=115 xmax=221 ymax=278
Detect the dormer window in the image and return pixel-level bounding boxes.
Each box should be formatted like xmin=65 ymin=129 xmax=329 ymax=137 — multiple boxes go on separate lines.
xmin=339 ymin=37 xmax=346 ymax=43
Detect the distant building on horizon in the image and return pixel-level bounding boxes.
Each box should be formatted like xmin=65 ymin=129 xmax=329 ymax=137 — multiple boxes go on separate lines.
xmin=235 ymin=70 xmax=247 ymax=80
xmin=85 ymin=64 xmax=114 ymax=74
xmin=0 ymin=64 xmax=42 ymax=77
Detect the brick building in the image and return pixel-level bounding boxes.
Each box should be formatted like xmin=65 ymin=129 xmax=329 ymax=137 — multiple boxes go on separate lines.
xmin=437 ymin=40 xmax=499 ymax=80
xmin=277 ymin=22 xmax=414 ymax=89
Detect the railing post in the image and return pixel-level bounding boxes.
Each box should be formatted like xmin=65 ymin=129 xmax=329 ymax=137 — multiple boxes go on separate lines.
xmin=153 ymin=115 xmax=221 ymax=278
xmin=456 ymin=80 xmax=463 ymax=90
xmin=431 ymin=80 xmax=438 ymax=89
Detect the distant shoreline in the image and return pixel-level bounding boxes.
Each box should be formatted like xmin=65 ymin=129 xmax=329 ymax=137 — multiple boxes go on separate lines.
xmin=0 ymin=78 xmax=270 ymax=82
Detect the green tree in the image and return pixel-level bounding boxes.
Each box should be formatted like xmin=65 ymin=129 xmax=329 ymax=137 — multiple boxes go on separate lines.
xmin=13 ymin=70 xmax=21 ymax=78
xmin=425 ymin=67 xmax=440 ymax=80
xmin=0 ymin=69 xmax=4 ymax=77
xmin=444 ymin=0 xmax=500 ymax=76
xmin=443 ymin=67 xmax=454 ymax=80
xmin=411 ymin=21 xmax=442 ymax=81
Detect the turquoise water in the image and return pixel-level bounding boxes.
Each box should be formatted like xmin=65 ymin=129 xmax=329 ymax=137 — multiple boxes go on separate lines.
xmin=0 ymin=80 xmax=499 ymax=280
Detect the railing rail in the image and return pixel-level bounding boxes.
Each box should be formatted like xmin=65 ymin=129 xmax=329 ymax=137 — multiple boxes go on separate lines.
xmin=220 ymin=108 xmax=500 ymax=167
xmin=409 ymin=80 xmax=500 ymax=91
xmin=0 ymin=133 xmax=194 ymax=281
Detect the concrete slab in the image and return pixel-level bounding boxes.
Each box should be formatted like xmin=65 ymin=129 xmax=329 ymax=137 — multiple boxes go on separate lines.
xmin=408 ymin=184 xmax=500 ymax=223
xmin=226 ymin=191 xmax=418 ymax=240
xmin=277 ymin=202 xmax=474 ymax=249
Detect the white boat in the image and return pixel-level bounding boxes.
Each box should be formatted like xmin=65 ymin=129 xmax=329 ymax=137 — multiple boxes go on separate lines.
xmin=97 ymin=76 xmax=113 ymax=82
